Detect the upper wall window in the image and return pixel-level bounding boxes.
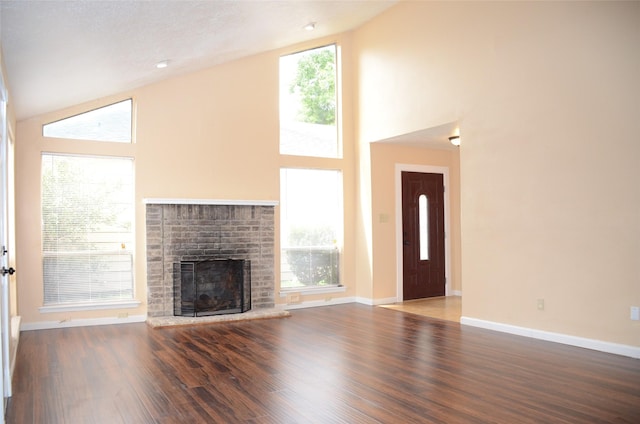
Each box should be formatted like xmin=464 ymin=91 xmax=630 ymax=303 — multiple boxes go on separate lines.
xmin=279 ymin=45 xmax=340 ymax=158
xmin=43 ymin=99 xmax=133 ymax=143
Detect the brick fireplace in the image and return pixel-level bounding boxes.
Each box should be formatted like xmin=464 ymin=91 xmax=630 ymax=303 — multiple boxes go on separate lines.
xmin=144 ymin=200 xmax=276 ymax=318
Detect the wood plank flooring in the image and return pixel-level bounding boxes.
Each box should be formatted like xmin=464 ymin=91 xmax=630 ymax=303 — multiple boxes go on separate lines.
xmin=7 ymin=304 xmax=640 ymax=423
xmin=379 ymin=296 xmax=462 ymax=322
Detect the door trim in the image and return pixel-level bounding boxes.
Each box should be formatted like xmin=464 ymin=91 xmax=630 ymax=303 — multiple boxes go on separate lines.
xmin=395 ymin=164 xmax=451 ymax=301
xmin=0 ymin=63 xmax=7 ymax=416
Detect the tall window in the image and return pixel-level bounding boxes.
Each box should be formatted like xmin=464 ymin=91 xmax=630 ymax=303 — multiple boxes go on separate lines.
xmin=279 ymin=45 xmax=339 ymax=158
xmin=41 ymin=154 xmax=134 ymax=305
xmin=280 ymin=168 xmax=342 ymax=288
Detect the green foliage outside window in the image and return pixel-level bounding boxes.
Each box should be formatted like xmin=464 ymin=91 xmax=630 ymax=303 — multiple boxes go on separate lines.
xmin=42 ymin=157 xmax=130 ymax=252
xmin=289 ymin=47 xmax=336 ymax=126
xmin=42 ymin=154 xmax=134 ymax=305
xmin=285 ymin=226 xmax=338 ymax=286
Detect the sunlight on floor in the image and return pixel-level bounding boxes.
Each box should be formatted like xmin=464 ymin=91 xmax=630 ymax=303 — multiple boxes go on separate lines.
xmin=379 ymin=296 xmax=462 ymax=322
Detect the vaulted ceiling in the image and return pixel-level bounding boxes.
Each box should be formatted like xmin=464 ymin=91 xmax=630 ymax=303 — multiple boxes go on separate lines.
xmin=1 ymin=0 xmax=396 ymax=121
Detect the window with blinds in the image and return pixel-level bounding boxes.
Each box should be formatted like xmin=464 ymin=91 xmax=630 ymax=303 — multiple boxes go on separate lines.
xmin=41 ymin=154 xmax=134 ymax=305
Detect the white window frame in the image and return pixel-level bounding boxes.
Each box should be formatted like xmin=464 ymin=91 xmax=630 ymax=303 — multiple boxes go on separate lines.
xmin=279 ymin=44 xmax=341 ymax=158
xmin=279 ymin=168 xmax=343 ymax=293
xmin=40 ymin=153 xmax=138 ymax=312
xmin=43 ymin=98 xmax=134 ymax=143
xmin=39 ymin=96 xmax=138 ymax=312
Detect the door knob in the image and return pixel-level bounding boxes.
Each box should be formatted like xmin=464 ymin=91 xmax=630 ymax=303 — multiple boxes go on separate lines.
xmin=1 ymin=267 xmax=15 ymax=276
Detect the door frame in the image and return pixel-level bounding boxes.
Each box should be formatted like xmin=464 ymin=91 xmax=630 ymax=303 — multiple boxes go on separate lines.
xmin=395 ymin=164 xmax=451 ymax=301
xmin=0 ymin=61 xmax=7 ymax=418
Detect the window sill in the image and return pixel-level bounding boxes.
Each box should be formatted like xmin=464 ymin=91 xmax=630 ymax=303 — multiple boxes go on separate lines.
xmin=279 ymin=285 xmax=346 ymax=297
xmin=39 ymin=300 xmax=142 ymax=314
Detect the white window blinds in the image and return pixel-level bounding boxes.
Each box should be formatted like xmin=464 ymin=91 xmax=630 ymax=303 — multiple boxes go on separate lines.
xmin=41 ymin=154 xmax=134 ymax=305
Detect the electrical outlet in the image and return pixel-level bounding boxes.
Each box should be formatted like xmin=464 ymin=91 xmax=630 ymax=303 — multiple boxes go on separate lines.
xmin=631 ymin=306 xmax=640 ymax=321
xmin=117 ymin=312 xmax=129 ymax=319
xmin=537 ymin=299 xmax=545 ymax=311
xmin=287 ymin=293 xmax=301 ymax=304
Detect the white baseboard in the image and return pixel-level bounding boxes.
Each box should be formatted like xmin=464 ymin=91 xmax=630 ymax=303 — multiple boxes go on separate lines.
xmin=450 ymin=290 xmax=462 ymax=296
xmin=282 ymin=296 xmax=356 ymax=310
xmin=461 ymin=316 xmax=640 ymax=359
xmin=20 ymin=314 xmax=147 ymax=331
xmin=356 ymin=296 xmax=398 ymax=306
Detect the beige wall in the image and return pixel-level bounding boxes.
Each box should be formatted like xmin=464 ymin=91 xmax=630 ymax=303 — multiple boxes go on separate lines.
xmin=354 ymin=1 xmax=640 ymax=346
xmin=14 ymin=34 xmax=357 ymax=325
xmin=11 ymin=1 xmax=640 ymax=349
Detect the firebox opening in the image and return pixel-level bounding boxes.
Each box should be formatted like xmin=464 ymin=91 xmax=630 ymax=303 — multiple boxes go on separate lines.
xmin=173 ymin=258 xmax=251 ymax=317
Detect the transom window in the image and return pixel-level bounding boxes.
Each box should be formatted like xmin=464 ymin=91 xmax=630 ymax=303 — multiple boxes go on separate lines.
xmin=43 ymin=99 xmax=133 ymax=143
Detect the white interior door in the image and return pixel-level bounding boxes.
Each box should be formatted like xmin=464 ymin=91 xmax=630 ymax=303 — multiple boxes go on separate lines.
xmin=0 ymin=64 xmax=10 ymax=422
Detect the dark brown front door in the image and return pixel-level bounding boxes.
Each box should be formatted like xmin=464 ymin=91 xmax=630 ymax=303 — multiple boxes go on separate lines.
xmin=402 ymin=172 xmax=445 ymax=300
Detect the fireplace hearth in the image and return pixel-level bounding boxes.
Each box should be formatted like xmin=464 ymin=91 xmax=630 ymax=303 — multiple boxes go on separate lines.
xmin=173 ymin=258 xmax=251 ymax=317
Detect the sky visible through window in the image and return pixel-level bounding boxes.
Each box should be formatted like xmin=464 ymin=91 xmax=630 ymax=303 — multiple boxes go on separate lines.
xmin=43 ymin=99 xmax=132 ymax=143
xmin=280 ymin=168 xmax=342 ymax=243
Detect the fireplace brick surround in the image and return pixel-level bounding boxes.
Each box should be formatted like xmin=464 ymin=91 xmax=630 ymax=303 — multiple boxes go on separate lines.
xmin=145 ymin=202 xmax=276 ymax=317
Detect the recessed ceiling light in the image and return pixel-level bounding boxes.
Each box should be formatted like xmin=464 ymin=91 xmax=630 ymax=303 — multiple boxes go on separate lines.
xmin=155 ymin=60 xmax=169 ymax=69
xmin=304 ymin=22 xmax=316 ymax=31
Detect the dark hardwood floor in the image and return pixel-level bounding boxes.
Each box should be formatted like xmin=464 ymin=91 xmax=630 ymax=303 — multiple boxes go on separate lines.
xmin=7 ymin=304 xmax=640 ymax=423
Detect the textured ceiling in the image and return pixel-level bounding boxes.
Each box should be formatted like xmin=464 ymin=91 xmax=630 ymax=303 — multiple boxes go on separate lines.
xmin=1 ymin=0 xmax=396 ymax=120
